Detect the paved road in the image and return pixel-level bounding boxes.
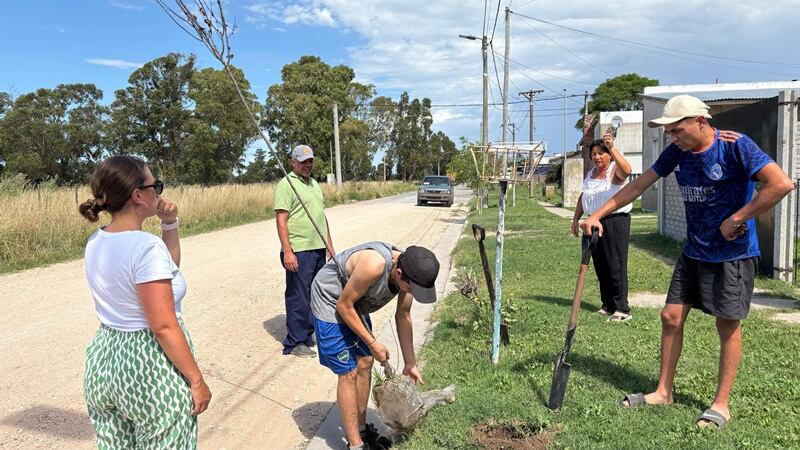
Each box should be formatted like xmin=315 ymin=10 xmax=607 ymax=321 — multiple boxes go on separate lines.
xmin=0 ymin=185 xmax=472 ymax=449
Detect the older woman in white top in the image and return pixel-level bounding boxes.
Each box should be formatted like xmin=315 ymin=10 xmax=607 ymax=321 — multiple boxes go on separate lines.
xmin=571 ymin=132 xmax=633 ymax=322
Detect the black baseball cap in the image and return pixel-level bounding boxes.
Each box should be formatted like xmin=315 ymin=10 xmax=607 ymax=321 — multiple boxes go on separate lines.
xmin=398 ymin=246 xmax=440 ymax=303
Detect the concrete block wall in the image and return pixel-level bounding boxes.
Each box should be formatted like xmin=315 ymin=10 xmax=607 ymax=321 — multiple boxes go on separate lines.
xmin=794 ymin=120 xmax=800 ymax=179
xmin=562 ymin=156 xmax=584 ymax=208
xmin=661 ymin=173 xmax=687 ymax=242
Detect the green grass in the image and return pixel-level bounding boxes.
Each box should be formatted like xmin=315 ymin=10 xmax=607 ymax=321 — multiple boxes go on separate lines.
xmin=400 ymin=192 xmax=800 ymax=449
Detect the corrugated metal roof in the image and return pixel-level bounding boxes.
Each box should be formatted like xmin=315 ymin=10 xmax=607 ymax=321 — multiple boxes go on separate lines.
xmin=644 ymin=88 xmax=797 ymax=102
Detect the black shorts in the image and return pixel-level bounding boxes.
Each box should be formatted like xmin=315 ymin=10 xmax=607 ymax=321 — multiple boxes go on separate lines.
xmin=665 ymin=254 xmax=758 ymax=320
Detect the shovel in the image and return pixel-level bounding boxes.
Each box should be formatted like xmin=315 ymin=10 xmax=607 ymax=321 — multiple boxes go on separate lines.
xmin=472 ymin=224 xmax=510 ymax=345
xmin=547 ymin=226 xmax=599 ymax=410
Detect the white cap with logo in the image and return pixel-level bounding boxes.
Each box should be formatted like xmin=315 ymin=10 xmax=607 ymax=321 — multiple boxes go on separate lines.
xmin=647 ymin=94 xmax=712 ymax=128
xmin=292 ymin=144 xmax=314 ymax=161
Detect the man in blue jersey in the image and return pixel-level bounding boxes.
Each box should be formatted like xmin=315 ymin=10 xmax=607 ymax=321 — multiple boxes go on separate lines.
xmin=581 ymin=95 xmax=794 ymax=428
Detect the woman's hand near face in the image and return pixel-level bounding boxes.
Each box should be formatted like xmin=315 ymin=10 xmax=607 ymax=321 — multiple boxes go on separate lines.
xmin=157 ymin=198 xmax=178 ymax=224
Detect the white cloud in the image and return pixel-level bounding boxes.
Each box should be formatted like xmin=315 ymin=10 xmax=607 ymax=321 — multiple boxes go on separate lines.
xmin=243 ymin=1 xmax=335 ymax=27
xmin=432 ymin=109 xmax=465 ymax=124
xmin=243 ymin=0 xmax=799 ymax=148
xmin=108 ymin=0 xmax=144 ymax=11
xmin=85 ymin=58 xmax=144 ymax=69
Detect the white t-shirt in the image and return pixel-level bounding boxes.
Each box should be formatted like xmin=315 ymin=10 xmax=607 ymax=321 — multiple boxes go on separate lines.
xmin=84 ymin=229 xmax=187 ymax=331
xmin=581 ymin=161 xmax=632 ymax=215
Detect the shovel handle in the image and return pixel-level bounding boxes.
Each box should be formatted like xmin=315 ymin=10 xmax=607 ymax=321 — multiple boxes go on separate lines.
xmin=568 ymin=227 xmax=598 ymax=331
xmin=581 ymin=227 xmax=599 ymax=265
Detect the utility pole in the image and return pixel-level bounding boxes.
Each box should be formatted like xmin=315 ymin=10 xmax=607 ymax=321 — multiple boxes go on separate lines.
xmin=482 ymin=36 xmax=488 ymax=149
xmin=509 ymin=122 xmax=517 ymax=145
xmin=563 ymin=89 xmax=568 ymax=153
xmin=457 ymin=34 xmax=489 ymax=149
xmin=519 ymin=89 xmax=544 ymax=142
xmin=583 ymin=90 xmax=589 ymax=118
xmin=333 ymin=102 xmax=342 ymax=191
xmin=459 ymin=30 xmax=490 ymax=215
xmin=520 ymin=89 xmax=543 ymax=198
xmin=501 ymin=7 xmax=510 ymax=147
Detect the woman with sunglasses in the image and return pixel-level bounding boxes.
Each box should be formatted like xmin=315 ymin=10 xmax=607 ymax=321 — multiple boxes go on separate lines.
xmin=79 ymin=156 xmax=211 ymax=448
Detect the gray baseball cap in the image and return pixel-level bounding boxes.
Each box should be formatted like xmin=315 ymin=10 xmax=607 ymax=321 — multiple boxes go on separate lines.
xmin=292 ymin=144 xmax=314 ymax=161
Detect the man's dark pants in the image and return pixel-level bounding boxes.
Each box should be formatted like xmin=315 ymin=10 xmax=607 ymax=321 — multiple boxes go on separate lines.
xmin=280 ymin=249 xmax=326 ymax=354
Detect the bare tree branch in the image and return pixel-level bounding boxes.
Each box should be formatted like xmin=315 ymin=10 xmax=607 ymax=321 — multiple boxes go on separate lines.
xmin=156 ymin=0 xmax=334 ymax=259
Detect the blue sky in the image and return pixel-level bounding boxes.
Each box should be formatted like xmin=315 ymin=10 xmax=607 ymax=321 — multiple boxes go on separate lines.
xmin=2 ymin=0 xmax=799 ymax=160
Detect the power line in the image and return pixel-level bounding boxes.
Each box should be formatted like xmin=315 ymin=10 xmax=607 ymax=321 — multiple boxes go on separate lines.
xmin=490 ymin=0 xmax=502 ymax=43
xmin=489 ymin=41 xmax=506 ymax=105
xmin=496 ymin=49 xmax=597 ymax=89
xmin=512 ymin=12 xmax=800 ymax=72
xmin=517 ymin=16 xmax=612 ymax=77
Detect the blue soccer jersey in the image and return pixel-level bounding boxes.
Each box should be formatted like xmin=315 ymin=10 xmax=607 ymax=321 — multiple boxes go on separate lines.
xmin=651 ymin=130 xmax=773 ymax=262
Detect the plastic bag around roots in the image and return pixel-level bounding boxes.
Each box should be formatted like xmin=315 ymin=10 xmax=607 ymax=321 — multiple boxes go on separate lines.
xmin=372 ymin=362 xmax=456 ymax=433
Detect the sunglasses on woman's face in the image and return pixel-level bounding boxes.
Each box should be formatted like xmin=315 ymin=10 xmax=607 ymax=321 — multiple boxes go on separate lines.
xmin=137 ymin=180 xmax=164 ymax=195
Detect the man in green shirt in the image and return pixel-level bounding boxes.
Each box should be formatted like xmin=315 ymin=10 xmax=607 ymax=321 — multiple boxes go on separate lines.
xmin=274 ymin=144 xmax=334 ymax=358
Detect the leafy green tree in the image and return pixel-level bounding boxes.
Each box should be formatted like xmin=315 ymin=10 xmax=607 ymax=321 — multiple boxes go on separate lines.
xmin=339 ymin=118 xmax=374 ymax=181
xmin=428 ymin=131 xmax=458 ymax=176
xmin=182 ymin=66 xmax=260 ymax=184
xmin=238 ymin=149 xmax=269 ymax=183
xmin=387 ymin=93 xmax=433 ymax=181
xmin=107 ymin=53 xmax=195 ymax=179
xmin=365 ymin=96 xmax=396 ymax=180
xmin=0 ymin=84 xmax=107 ymax=183
xmin=575 ymin=73 xmax=658 ymax=129
xmin=0 ymin=92 xmax=10 ymax=118
xmin=262 ymin=55 xmax=374 ymax=180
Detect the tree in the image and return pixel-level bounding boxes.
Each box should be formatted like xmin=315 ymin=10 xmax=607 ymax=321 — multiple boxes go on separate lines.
xmin=0 ymin=84 xmax=107 ymax=183
xmin=107 ymin=53 xmax=195 ymax=179
xmin=429 ymin=131 xmax=458 ymax=176
xmin=182 ymin=66 xmax=260 ymax=184
xmin=365 ymin=96 xmax=396 ymax=180
xmin=575 ymin=73 xmax=658 ymax=129
xmin=238 ymin=149 xmax=269 ymax=183
xmin=0 ymin=92 xmax=10 ymax=118
xmin=262 ymin=55 xmax=374 ymax=180
xmin=339 ymin=118 xmax=374 ymax=181
xmin=387 ymin=93 xmax=433 ymax=181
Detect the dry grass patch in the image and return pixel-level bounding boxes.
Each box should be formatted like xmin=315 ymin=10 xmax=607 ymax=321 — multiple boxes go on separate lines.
xmin=0 ymin=180 xmax=414 ymax=273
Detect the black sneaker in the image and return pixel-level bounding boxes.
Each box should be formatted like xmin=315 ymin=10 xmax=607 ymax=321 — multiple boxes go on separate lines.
xmin=361 ymin=423 xmax=392 ymax=449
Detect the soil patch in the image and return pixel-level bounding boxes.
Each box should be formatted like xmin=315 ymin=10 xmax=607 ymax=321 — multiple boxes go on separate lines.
xmin=472 ymin=419 xmax=552 ymax=450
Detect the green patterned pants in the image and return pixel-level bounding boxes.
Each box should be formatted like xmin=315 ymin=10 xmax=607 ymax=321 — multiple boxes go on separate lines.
xmin=84 ymin=324 xmax=197 ymax=449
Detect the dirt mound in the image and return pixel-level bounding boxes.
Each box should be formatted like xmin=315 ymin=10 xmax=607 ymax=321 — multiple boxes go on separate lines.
xmin=472 ymin=419 xmax=552 ymax=450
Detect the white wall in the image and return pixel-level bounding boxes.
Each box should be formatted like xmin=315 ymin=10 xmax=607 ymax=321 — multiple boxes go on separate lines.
xmin=593 ymin=110 xmax=643 ymax=175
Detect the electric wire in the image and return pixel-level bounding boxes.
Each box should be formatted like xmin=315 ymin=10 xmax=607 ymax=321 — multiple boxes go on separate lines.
xmin=511 ymin=12 xmax=800 ymax=68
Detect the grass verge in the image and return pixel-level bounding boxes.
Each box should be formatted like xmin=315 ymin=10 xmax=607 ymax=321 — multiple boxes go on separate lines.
xmin=400 ymin=192 xmax=800 ymax=449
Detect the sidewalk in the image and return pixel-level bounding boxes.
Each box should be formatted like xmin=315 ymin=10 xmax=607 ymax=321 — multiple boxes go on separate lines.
xmin=305 ymin=211 xmax=468 ymax=450
xmin=537 ymin=201 xmax=657 ymax=220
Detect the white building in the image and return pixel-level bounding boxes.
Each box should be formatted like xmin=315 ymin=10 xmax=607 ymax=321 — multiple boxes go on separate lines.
xmin=641 ymin=81 xmax=800 ymax=280
xmin=593 ymin=110 xmax=643 ymax=176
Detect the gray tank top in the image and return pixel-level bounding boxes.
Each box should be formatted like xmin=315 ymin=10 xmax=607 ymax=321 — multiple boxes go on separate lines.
xmin=310 ymin=241 xmax=399 ymax=323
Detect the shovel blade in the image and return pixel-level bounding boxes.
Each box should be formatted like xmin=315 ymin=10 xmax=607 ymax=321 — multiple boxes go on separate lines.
xmin=547 ymin=359 xmax=571 ymax=410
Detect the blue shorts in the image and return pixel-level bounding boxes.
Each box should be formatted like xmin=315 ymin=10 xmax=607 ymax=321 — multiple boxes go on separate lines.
xmin=314 ymin=316 xmax=373 ymax=375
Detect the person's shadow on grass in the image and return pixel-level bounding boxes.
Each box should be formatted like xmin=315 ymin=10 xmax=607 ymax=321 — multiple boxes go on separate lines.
xmin=513 ymin=352 xmax=705 ymax=410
